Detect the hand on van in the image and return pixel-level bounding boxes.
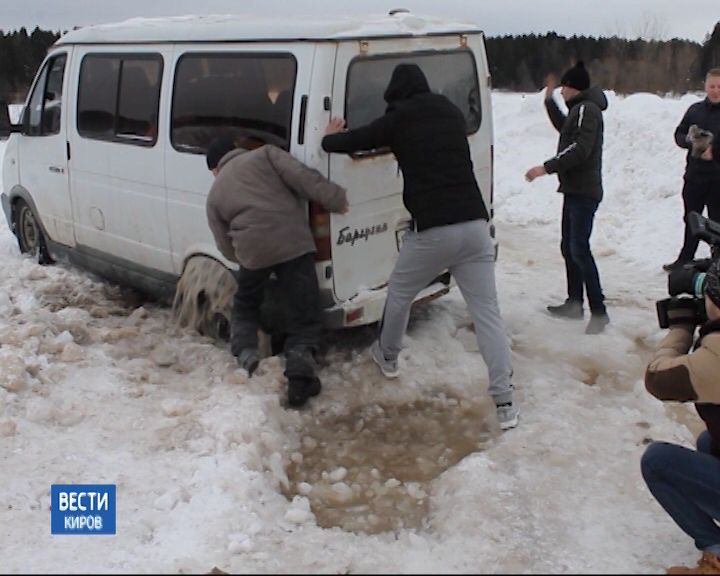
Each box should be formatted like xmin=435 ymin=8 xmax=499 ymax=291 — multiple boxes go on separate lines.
xmin=325 ymin=117 xmax=347 ymax=135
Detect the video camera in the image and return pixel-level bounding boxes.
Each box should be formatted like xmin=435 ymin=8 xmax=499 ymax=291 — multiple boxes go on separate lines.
xmin=687 ymin=124 xmax=715 ymax=158
xmin=656 ymin=212 xmax=720 ymax=329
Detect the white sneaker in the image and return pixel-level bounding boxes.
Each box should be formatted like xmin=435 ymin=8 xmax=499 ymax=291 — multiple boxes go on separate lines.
xmin=371 ymin=341 xmax=399 ymax=378
xmin=496 ymin=403 xmax=519 ymax=430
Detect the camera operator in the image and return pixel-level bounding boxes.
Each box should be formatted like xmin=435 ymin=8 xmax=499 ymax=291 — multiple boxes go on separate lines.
xmin=641 ymin=258 xmax=720 ymax=574
xmin=663 ymin=69 xmax=720 ymax=272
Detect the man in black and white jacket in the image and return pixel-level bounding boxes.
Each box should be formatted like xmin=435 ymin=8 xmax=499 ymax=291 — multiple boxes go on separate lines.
xmin=525 ymin=61 xmax=610 ymax=335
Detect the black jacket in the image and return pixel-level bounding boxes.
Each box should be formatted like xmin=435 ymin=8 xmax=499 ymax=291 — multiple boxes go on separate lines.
xmin=321 ymin=64 xmax=488 ymax=232
xmin=543 ymin=86 xmax=608 ymax=202
xmin=674 ymin=98 xmax=720 ymax=183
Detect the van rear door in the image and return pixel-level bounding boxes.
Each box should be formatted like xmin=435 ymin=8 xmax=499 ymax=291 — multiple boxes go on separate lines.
xmin=328 ymin=35 xmax=485 ymax=302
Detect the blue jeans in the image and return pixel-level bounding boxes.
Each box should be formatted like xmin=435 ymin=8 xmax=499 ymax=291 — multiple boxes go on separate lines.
xmin=641 ymin=432 xmax=720 ymax=554
xmin=560 ymin=195 xmax=605 ymax=313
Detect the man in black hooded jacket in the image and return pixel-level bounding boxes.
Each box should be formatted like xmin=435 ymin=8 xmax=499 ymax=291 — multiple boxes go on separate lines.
xmin=322 ymin=63 xmax=518 ymax=430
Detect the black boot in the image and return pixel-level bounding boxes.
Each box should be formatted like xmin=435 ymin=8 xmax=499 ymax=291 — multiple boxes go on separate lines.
xmin=547 ymin=299 xmax=584 ymax=319
xmin=662 ymin=259 xmax=690 ymax=273
xmin=237 ymin=348 xmax=260 ymax=376
xmin=287 ymin=377 xmax=322 ymax=408
xmin=585 ymin=312 xmax=610 ymax=335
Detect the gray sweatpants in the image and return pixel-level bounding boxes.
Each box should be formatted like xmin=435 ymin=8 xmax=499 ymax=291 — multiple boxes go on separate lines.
xmin=378 ymin=219 xmax=513 ymax=405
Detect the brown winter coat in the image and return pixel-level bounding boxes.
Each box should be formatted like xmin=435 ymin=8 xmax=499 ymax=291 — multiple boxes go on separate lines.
xmin=645 ymin=320 xmax=720 ymax=454
xmin=206 ymin=145 xmax=347 ymax=270
xmin=645 ymin=322 xmax=720 ymax=403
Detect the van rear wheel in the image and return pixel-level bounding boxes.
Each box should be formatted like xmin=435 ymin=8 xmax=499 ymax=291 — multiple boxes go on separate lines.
xmin=172 ymin=256 xmax=236 ymax=341
xmin=13 ymin=199 xmax=53 ymax=264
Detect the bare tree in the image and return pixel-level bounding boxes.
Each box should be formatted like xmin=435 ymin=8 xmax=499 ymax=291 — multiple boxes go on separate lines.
xmin=634 ymin=12 xmax=669 ymax=41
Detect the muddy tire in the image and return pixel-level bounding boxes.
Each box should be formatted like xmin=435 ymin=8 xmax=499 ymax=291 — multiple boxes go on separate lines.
xmin=172 ymin=256 xmax=236 ymax=341
xmin=13 ymin=199 xmax=53 ymax=264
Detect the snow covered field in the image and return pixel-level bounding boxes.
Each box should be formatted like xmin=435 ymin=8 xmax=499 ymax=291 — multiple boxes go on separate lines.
xmin=0 ymin=89 xmax=711 ymax=573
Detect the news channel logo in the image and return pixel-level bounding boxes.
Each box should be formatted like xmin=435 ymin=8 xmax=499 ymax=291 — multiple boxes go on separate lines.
xmin=51 ymin=484 xmax=116 ymax=535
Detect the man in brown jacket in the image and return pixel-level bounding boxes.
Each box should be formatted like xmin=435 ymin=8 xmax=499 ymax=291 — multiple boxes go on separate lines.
xmin=205 ymin=136 xmax=348 ymax=407
xmin=641 ymin=258 xmax=720 ymax=574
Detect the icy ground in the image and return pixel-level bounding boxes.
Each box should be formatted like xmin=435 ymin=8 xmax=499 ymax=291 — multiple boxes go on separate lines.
xmin=0 ymin=90 xmax=712 ymax=573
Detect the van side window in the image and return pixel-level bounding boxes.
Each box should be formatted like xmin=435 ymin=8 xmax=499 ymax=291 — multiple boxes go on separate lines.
xmin=24 ymin=53 xmax=66 ymax=137
xmin=346 ymin=50 xmax=481 ymax=136
xmin=77 ymin=54 xmax=163 ymax=145
xmin=171 ymin=53 xmax=296 ymax=155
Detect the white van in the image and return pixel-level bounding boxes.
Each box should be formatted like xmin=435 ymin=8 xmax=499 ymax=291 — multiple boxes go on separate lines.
xmin=0 ymin=11 xmax=495 ymax=339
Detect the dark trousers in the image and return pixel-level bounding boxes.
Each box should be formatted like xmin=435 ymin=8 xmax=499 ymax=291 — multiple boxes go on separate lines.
xmin=231 ymin=252 xmax=321 ymax=379
xmin=560 ymin=195 xmax=605 ymax=313
xmin=641 ymin=432 xmax=720 ymax=554
xmin=677 ymin=179 xmax=720 ymax=262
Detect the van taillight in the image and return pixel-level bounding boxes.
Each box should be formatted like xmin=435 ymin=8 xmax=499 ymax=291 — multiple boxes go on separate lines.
xmin=309 ymin=202 xmax=332 ymax=261
xmin=345 ymin=307 xmax=364 ymax=324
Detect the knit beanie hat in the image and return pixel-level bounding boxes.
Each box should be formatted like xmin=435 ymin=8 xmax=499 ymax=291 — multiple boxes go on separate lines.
xmin=206 ymin=136 xmax=236 ymax=170
xmin=560 ymin=61 xmax=590 ymax=91
xmin=705 ymin=258 xmax=720 ymax=308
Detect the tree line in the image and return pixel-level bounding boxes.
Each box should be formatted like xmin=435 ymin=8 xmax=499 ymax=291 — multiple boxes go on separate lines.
xmin=0 ymin=21 xmax=719 ymax=104
xmin=486 ymin=22 xmax=720 ymax=94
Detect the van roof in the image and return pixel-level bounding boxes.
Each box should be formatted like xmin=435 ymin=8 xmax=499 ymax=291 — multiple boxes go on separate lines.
xmin=55 ymin=12 xmax=482 ymax=45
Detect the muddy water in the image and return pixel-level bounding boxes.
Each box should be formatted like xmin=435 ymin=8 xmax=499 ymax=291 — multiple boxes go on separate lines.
xmin=283 ymin=396 xmax=497 ymax=534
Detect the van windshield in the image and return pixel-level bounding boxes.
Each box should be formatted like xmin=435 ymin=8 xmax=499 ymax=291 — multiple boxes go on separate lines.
xmin=171 ymin=53 xmax=297 ymax=155
xmin=345 ymin=50 xmax=481 ymax=134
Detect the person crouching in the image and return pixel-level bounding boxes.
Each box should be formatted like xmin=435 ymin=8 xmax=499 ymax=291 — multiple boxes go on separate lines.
xmin=205 ymin=136 xmax=348 ymax=407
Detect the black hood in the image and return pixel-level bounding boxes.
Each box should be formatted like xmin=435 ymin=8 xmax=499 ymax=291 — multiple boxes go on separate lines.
xmin=383 ymin=64 xmax=431 ymax=103
xmin=567 ymin=86 xmax=608 ymax=111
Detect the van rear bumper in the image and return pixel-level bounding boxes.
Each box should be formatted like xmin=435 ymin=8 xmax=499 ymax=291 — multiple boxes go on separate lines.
xmin=1 ymin=192 xmax=11 ymax=229
xmin=321 ymin=278 xmax=451 ymax=330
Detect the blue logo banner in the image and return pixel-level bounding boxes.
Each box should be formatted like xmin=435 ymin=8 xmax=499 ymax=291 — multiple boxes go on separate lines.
xmin=51 ymin=484 xmax=116 ymax=535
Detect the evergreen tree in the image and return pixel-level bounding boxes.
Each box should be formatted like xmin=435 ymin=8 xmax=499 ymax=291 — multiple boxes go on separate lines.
xmin=700 ymin=22 xmax=720 ymax=75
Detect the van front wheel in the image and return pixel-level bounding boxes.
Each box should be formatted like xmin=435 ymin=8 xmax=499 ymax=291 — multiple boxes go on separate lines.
xmin=13 ymin=199 xmax=53 ymax=264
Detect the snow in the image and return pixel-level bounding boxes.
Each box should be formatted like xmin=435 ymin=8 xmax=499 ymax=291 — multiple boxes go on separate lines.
xmin=0 ymin=89 xmax=711 ymax=573
xmin=57 ymin=12 xmax=481 ymax=45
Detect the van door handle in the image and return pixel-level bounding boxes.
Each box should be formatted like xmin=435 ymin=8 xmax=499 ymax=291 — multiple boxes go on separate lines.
xmin=49 ymin=166 xmax=65 ymax=174
xmin=298 ymin=95 xmax=308 ymax=145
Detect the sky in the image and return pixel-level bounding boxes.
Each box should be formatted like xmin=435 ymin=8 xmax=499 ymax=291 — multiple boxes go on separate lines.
xmin=0 ymin=88 xmax=716 ymax=572
xmin=1 ymin=0 xmax=718 ymax=42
